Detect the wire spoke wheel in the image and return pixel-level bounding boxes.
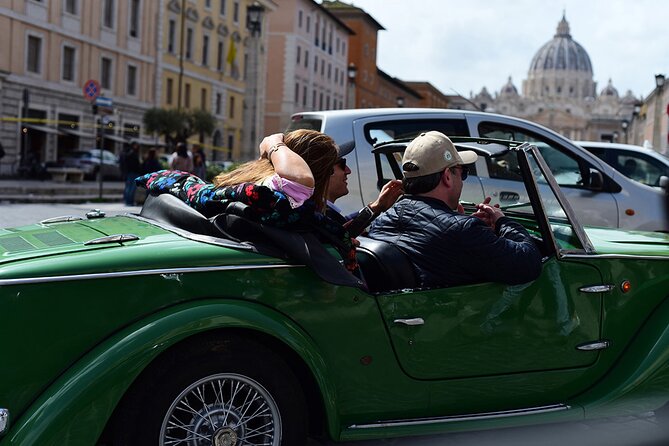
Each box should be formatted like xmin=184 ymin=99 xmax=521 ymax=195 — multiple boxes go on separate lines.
xmin=160 ymin=373 xmax=282 ymax=446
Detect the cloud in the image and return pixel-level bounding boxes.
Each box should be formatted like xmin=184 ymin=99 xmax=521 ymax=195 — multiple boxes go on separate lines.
xmin=345 ymin=0 xmax=669 ymax=98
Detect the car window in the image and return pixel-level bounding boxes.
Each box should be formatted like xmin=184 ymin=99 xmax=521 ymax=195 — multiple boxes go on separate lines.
xmin=485 ymin=151 xmax=522 ymax=181
xmin=364 ymin=119 xmax=469 ymax=145
xmin=375 ymin=151 xmax=403 ymax=189
xmin=286 ymin=116 xmax=323 ymax=132
xmin=479 ymin=122 xmax=586 ymax=188
xmin=374 ymin=143 xmax=479 ymax=186
xmin=611 ymin=150 xmax=666 ymax=187
xmin=582 ymin=145 xmax=606 ymax=158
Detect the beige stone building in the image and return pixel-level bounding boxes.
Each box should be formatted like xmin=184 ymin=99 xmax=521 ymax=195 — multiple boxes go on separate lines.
xmin=0 ymin=0 xmax=159 ymax=176
xmin=159 ymin=0 xmax=276 ymax=162
xmin=263 ymin=0 xmax=352 ymax=135
xmin=628 ymin=76 xmax=668 ymax=154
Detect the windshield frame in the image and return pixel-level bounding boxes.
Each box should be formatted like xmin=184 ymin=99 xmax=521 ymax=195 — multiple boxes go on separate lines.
xmin=519 ymin=143 xmax=595 ymax=255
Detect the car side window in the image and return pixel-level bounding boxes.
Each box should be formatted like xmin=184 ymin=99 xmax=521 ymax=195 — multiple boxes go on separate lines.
xmin=479 ymin=122 xmax=586 ymax=188
xmin=486 ymin=151 xmax=522 ymax=181
xmin=364 ymin=119 xmax=469 ymax=145
xmin=375 ymin=151 xmax=402 ymax=189
xmin=611 ymin=151 xmax=665 ymax=187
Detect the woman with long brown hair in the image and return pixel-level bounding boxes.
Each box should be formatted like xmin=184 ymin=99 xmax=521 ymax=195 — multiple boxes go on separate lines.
xmin=137 ymin=129 xmax=357 ymax=271
xmin=213 ymin=129 xmax=338 ymax=212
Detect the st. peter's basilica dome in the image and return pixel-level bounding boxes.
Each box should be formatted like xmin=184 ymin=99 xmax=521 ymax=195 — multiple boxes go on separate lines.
xmin=522 ymin=14 xmax=597 ymax=100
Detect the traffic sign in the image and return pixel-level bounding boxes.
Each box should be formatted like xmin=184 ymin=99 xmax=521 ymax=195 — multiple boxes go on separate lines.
xmin=83 ymin=79 xmax=101 ymax=101
xmin=95 ymin=96 xmax=113 ymax=107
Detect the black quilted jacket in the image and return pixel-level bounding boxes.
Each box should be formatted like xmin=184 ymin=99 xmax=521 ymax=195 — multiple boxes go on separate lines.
xmin=368 ymin=195 xmax=542 ymax=288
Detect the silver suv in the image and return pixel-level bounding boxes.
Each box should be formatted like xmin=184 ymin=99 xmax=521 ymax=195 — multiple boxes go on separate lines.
xmin=287 ymin=108 xmax=669 ymax=232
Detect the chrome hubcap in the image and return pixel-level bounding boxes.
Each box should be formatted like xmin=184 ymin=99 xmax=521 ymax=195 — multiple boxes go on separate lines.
xmin=159 ymin=373 xmax=281 ymax=446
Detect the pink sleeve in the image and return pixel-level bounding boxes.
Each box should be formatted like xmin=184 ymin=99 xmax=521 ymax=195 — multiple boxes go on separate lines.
xmin=263 ymin=174 xmax=314 ymax=208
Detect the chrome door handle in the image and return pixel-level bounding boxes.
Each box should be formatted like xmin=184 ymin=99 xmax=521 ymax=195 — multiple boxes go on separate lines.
xmin=393 ymin=318 xmax=425 ymax=326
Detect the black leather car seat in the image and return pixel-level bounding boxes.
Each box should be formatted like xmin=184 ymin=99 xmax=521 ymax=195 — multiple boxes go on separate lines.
xmin=140 ymin=193 xmax=217 ymax=236
xmin=356 ymin=237 xmax=418 ymax=293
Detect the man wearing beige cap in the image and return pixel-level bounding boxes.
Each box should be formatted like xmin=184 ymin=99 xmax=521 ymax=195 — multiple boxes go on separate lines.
xmin=368 ymin=131 xmax=542 ymax=288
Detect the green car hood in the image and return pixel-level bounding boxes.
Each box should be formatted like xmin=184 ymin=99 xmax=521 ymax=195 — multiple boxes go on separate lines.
xmin=585 ymin=226 xmax=669 ymax=256
xmin=0 ymin=215 xmax=179 ymax=266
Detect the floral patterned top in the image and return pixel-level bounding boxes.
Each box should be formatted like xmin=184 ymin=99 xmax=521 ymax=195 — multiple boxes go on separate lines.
xmin=136 ymin=170 xmax=357 ymax=271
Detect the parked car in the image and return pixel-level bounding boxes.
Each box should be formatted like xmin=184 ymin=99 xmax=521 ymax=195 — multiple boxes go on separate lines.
xmin=59 ymin=149 xmax=122 ymax=180
xmin=2 ymin=140 xmax=669 ymax=445
xmin=576 ymin=141 xmax=669 ymax=189
xmin=287 ymin=108 xmax=669 ymax=232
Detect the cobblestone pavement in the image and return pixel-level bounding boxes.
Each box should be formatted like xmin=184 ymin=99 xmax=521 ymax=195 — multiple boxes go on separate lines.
xmin=2 ymin=203 xmax=668 ymax=446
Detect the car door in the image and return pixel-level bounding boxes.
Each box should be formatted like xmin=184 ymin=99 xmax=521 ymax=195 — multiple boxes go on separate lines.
xmin=375 ymin=145 xmax=605 ymax=406
xmin=473 ymin=121 xmax=620 ymax=228
xmin=377 ymin=258 xmax=602 ymax=380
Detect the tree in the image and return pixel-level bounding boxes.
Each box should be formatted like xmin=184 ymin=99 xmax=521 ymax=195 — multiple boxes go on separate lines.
xmin=143 ymin=107 xmax=217 ymax=147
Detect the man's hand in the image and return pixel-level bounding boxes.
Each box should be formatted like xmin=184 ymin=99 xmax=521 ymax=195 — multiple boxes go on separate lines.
xmin=368 ymin=180 xmax=403 ymax=214
xmin=471 ymin=197 xmax=504 ymax=229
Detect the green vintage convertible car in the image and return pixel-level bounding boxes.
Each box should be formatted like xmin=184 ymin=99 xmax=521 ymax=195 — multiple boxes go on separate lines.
xmin=1 ymin=140 xmax=669 ymax=446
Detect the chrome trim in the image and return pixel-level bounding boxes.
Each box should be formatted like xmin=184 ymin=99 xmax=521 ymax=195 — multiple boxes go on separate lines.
xmin=40 ymin=215 xmax=84 ymax=224
xmin=84 ymin=234 xmax=140 ymax=245
xmin=576 ymin=340 xmax=610 ymax=351
xmin=348 ymin=404 xmax=570 ymax=429
xmin=0 ymin=264 xmax=301 ymax=286
xmin=86 ymin=209 xmax=106 ymax=219
xmin=393 ymin=318 xmax=425 ymax=326
xmin=562 ymin=253 xmax=669 ymax=261
xmin=0 ymin=408 xmax=8 ymax=434
xmin=579 ymin=284 xmax=615 ymax=293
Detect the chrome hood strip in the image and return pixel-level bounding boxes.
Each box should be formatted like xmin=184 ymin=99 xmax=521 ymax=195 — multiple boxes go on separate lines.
xmin=0 ymin=408 xmax=8 ymax=434
xmin=348 ymin=404 xmax=570 ymax=429
xmin=0 ymin=264 xmax=301 ymax=286
xmin=562 ymin=253 xmax=669 ymax=261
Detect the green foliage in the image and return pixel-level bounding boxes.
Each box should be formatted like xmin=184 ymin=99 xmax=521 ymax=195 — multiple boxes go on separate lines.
xmin=143 ymin=107 xmax=217 ymax=145
xmin=205 ymin=161 xmax=240 ymax=182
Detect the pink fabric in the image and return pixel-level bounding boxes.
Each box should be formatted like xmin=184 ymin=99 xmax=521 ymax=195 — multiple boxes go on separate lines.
xmin=263 ymin=173 xmax=314 ymax=208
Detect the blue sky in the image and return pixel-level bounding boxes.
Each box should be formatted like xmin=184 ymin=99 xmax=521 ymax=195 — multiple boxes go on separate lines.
xmin=340 ymin=0 xmax=669 ymax=100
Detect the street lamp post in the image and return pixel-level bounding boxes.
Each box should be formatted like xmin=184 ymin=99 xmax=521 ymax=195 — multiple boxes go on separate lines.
xmin=630 ymin=102 xmax=642 ymax=146
xmin=653 ymin=73 xmax=665 ymax=151
xmin=242 ymin=1 xmax=264 ymax=161
xmin=621 ymin=119 xmax=629 ymax=144
xmin=19 ymin=88 xmax=30 ymax=176
xmin=347 ymin=63 xmax=357 ymax=109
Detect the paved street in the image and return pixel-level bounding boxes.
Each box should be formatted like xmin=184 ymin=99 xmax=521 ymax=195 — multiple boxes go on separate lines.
xmin=1 ymin=201 xmax=668 ymax=445
xmin=0 ymin=201 xmax=141 ymax=228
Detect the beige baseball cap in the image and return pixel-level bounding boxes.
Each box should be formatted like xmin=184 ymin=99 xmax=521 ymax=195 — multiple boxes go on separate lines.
xmin=402 ymin=131 xmax=478 ymax=178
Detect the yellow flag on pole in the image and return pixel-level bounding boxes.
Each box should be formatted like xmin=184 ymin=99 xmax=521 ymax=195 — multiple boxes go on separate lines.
xmin=226 ymin=38 xmax=236 ymax=67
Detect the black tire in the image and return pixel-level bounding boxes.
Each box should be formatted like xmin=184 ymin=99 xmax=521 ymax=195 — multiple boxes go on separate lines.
xmin=112 ymin=335 xmax=308 ymax=446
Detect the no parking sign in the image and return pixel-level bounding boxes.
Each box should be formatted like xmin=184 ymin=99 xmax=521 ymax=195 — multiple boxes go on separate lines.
xmin=83 ymin=79 xmax=101 ymax=102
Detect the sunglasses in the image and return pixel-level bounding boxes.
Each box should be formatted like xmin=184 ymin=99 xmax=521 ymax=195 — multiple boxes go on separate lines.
xmin=335 ymin=158 xmax=347 ymax=169
xmin=450 ymin=165 xmax=469 ymax=181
